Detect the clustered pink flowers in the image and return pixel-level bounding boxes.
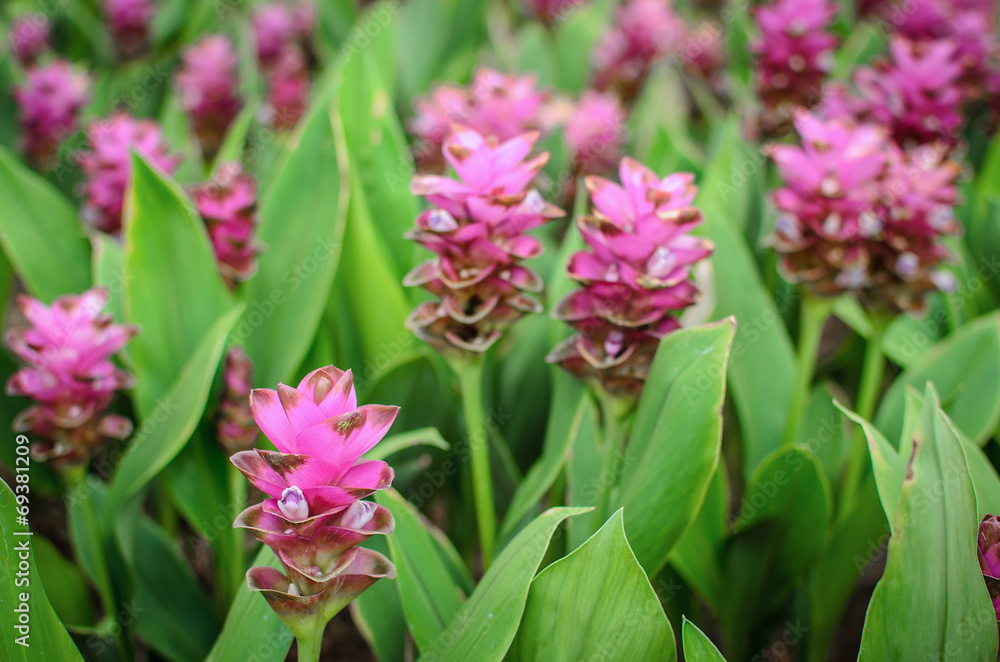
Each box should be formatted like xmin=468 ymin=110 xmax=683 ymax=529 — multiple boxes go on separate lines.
xmin=79 ymin=112 xmax=179 ymax=234
xmin=176 ymin=35 xmax=243 ymax=159
xmin=232 ymin=366 xmax=396 ymax=632
xmin=103 ymin=0 xmax=156 ymax=59
xmin=768 ymin=110 xmax=960 ymax=312
xmin=752 ymin=0 xmax=837 ymax=134
xmin=404 ymin=126 xmax=562 ymax=355
xmin=5 ymin=289 xmax=137 ymax=466
xmin=8 ymin=14 xmax=50 ymax=66
xmin=409 ymin=69 xmax=552 ymax=173
xmin=548 ymin=158 xmax=713 ymax=396
xmin=14 ymin=60 xmax=90 ymax=165
xmin=217 ymin=347 xmax=258 ymax=455
xmin=565 ymin=90 xmax=626 ymax=176
xmin=592 ymin=0 xmax=686 ymax=103
xmin=189 ymin=163 xmax=261 ymax=284
xmin=252 ymin=1 xmax=315 ymax=130
xmin=523 ymin=0 xmax=586 ymax=26
xmin=979 ymin=515 xmax=1000 ymax=620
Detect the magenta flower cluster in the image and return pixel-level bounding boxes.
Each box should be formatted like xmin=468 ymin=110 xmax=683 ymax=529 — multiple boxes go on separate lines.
xmin=232 ymin=366 xmax=396 ymax=631
xmin=768 ymin=110 xmax=960 ymax=312
xmin=103 ymin=0 xmax=156 ymax=59
xmin=176 ymin=35 xmax=243 ymax=159
xmin=565 ymin=90 xmax=626 ymax=176
xmin=979 ymin=515 xmax=1000 ymax=620
xmin=5 ymin=289 xmax=137 ymax=466
xmin=190 ymin=163 xmax=261 ymax=284
xmin=404 ymin=126 xmax=563 ymax=355
xmin=252 ymin=1 xmax=315 ymax=130
xmin=8 ymin=14 xmax=50 ymax=66
xmin=14 ymin=61 xmax=90 ymax=165
xmin=217 ymin=347 xmax=259 ymax=455
xmin=548 ymin=158 xmax=713 ymax=396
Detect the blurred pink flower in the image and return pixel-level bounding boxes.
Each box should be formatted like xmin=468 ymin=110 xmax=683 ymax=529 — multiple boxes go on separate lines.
xmin=409 ymin=69 xmax=552 ymax=173
xmin=190 ymin=163 xmax=261 ymax=284
xmin=79 ymin=112 xmax=180 ymax=234
xmin=681 ymin=23 xmax=725 ymax=87
xmin=979 ymin=515 xmax=1000 ymax=620
xmin=232 ymin=365 xmax=396 ymax=625
xmin=264 ymin=48 xmax=310 ymax=130
xmin=8 ymin=14 xmax=50 ymax=66
xmin=549 ymin=157 xmax=713 ymax=395
xmin=405 ymin=126 xmax=563 ymax=355
xmin=5 ymin=289 xmax=137 ymax=466
xmin=217 ymin=347 xmax=259 ymax=454
xmin=524 ymin=0 xmax=587 ymax=26
xmin=565 ymin=90 xmax=625 ymax=175
xmin=176 ymin=35 xmax=243 ymax=159
xmin=14 ymin=60 xmax=89 ymax=165
xmin=592 ymin=0 xmax=686 ymax=103
xmin=252 ymin=0 xmax=315 ymax=69
xmin=103 ymin=0 xmax=156 ymax=59
xmin=752 ymin=0 xmax=837 ymax=134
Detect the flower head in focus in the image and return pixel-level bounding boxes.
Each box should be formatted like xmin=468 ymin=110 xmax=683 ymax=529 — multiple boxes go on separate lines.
xmin=405 ymin=126 xmax=563 ymax=356
xmin=232 ymin=365 xmax=396 ymax=631
xmin=103 ymin=0 xmax=156 ymax=59
xmin=14 ymin=60 xmax=89 ymax=165
xmin=8 ymin=14 xmax=50 ymax=66
xmin=980 ymin=515 xmax=1000 ymax=620
xmin=565 ymin=90 xmax=626 ymax=176
xmin=548 ymin=157 xmax=713 ymax=396
xmin=190 ymin=163 xmax=261 ymax=284
xmin=5 ymin=289 xmax=137 ymax=466
xmin=176 ymin=35 xmax=243 ymax=160
xmin=79 ymin=112 xmax=180 ymax=234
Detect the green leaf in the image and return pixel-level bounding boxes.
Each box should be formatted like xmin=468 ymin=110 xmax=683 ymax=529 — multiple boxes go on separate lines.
xmin=836 ymin=402 xmax=907 ymax=528
xmin=105 ymin=305 xmax=243 ymax=511
xmin=211 ymin=98 xmax=261 ymax=171
xmin=511 ymin=510 xmax=676 ymax=661
xmin=123 ymin=153 xmax=235 ymax=416
xmin=796 ymin=383 xmax=848 ymax=485
xmin=875 ymin=314 xmax=1000 ymax=446
xmin=90 ymin=232 xmax=127 ymax=333
xmin=615 ymin=319 xmax=735 ymax=576
xmin=418 ymin=507 xmax=590 ymax=662
xmin=682 ymin=617 xmax=727 ymax=662
xmin=0 ymin=143 xmax=91 ymax=301
xmin=670 ymin=463 xmax=729 ymax=611
xmin=0 ymin=478 xmax=84 ymax=661
xmin=240 ymin=89 xmax=347 ymax=387
xmin=352 ymin=536 xmax=408 ymax=662
xmin=858 ymin=385 xmax=998 ymax=661
xmin=364 ymin=427 xmax=449 ymax=461
xmin=33 ymin=535 xmax=94 ymax=628
xmin=205 ymin=545 xmax=294 ymax=662
xmin=722 ymin=447 xmax=831 ymax=660
xmin=376 ymin=489 xmax=472 ymax=651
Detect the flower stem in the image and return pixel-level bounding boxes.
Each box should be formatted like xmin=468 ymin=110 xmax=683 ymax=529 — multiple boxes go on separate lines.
xmin=217 ymin=462 xmax=247 ymax=611
xmin=455 ymin=357 xmax=496 ymax=570
xmin=591 ymin=391 xmax=632 ymax=533
xmin=783 ymin=292 xmax=834 ymax=446
xmin=294 ymin=628 xmax=323 ymax=662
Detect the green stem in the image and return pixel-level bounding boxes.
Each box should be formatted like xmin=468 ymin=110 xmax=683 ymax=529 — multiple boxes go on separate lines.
xmin=455 ymin=357 xmax=496 ymax=570
xmin=591 ymin=392 xmax=632 ymax=533
xmin=783 ymin=293 xmax=834 ymax=446
xmin=841 ymin=315 xmax=889 ymax=506
xmin=217 ymin=462 xmax=247 ymax=611
xmin=294 ymin=629 xmax=323 ymax=662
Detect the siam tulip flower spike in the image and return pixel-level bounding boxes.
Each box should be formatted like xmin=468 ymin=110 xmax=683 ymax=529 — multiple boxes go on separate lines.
xmin=979 ymin=515 xmax=1000 ymax=620
xmin=176 ymin=35 xmax=243 ymax=160
xmin=232 ymin=364 xmax=397 ymax=659
xmin=79 ymin=112 xmax=180 ymax=235
xmin=216 ymin=347 xmax=259 ymax=454
xmin=252 ymin=1 xmax=316 ymax=130
xmin=8 ymin=14 xmax=50 ymax=67
xmin=103 ymin=0 xmax=156 ymax=60
xmin=4 ymin=288 xmax=138 ymax=467
xmin=14 ymin=60 xmax=89 ymax=167
xmin=190 ymin=163 xmax=261 ymax=285
xmin=565 ymin=90 xmax=626 ymax=176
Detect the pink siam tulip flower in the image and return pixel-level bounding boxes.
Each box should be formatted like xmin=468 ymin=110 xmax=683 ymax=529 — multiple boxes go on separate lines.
xmin=103 ymin=0 xmax=156 ymax=59
xmin=548 ymin=157 xmax=713 ymax=396
xmin=217 ymin=347 xmax=259 ymax=455
xmin=768 ymin=110 xmax=961 ymax=312
xmin=251 ymin=1 xmax=315 ymax=69
xmin=409 ymin=69 xmax=552 ymax=173
xmin=979 ymin=515 xmax=1000 ymax=620
xmin=524 ymin=0 xmax=587 ymax=27
xmin=264 ymin=48 xmax=311 ymax=130
xmin=176 ymin=35 xmax=243 ymax=160
xmin=592 ymin=0 xmax=686 ymax=103
xmin=79 ymin=112 xmax=180 ymax=235
xmin=5 ymin=289 xmax=137 ymax=466
xmin=752 ymin=0 xmax=837 ymax=134
xmin=8 ymin=14 xmax=50 ymax=66
xmin=232 ymin=365 xmax=396 ymax=634
xmin=681 ymin=23 xmax=726 ymax=88
xmin=565 ymin=90 xmax=626 ymax=176
xmin=405 ymin=126 xmax=563 ymax=355
xmin=189 ymin=163 xmax=260 ymax=284
xmin=14 ymin=60 xmax=89 ymax=165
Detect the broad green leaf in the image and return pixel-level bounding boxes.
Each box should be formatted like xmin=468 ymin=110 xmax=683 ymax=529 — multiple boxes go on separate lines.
xmin=241 ymin=88 xmax=347 ymax=387
xmin=682 ymin=617 xmax=727 ymax=662
xmin=33 ymin=535 xmax=94 ymax=628
xmin=875 ymin=314 xmax=1000 ymax=446
xmin=205 ymin=545 xmax=294 ymax=662
xmin=670 ymin=463 xmax=729 ymax=611
xmin=123 ymin=153 xmax=234 ymax=416
xmin=418 ymin=507 xmax=590 ymax=662
xmin=858 ymin=386 xmax=998 ymax=661
xmin=499 ymin=372 xmax=590 ymax=542
xmin=722 ymin=447 xmax=831 ymax=660
xmin=616 ymin=319 xmax=735 ymax=576
xmin=511 ymin=510 xmax=676 ymax=661
xmin=836 ymin=402 xmax=906 ymax=528
xmin=352 ymin=536 xmax=408 ymax=662
xmin=696 ymin=120 xmax=795 ymax=477
xmin=0 ymin=478 xmax=85 ymax=661
xmin=797 ymin=383 xmax=847 ymax=485
xmin=0 ymin=143 xmax=90 ymax=301
xmin=566 ymin=395 xmax=603 ymax=552
xmin=364 ymin=427 xmax=449 ymax=461
xmin=105 ymin=305 xmax=242 ymax=511
xmin=90 ymin=232 xmax=127 ymax=335
xmin=376 ymin=489 xmax=473 ymax=651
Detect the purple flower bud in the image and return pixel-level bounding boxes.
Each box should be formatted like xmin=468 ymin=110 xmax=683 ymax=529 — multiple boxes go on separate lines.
xmin=278 ymin=486 xmax=309 ymax=521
